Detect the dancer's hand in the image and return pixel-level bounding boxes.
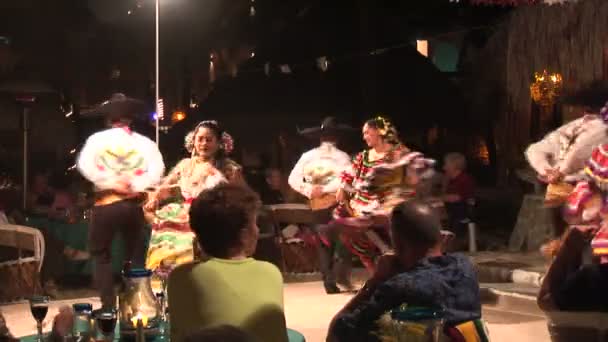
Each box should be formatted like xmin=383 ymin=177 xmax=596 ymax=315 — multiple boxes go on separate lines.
xmin=543 ymin=168 xmax=563 ymax=184
xmin=144 ymin=198 xmax=157 ymax=212
xmin=311 ymin=186 xmax=323 ymax=198
xmin=114 ymin=177 xmax=133 ymax=195
xmin=336 ymin=188 xmax=348 ymax=203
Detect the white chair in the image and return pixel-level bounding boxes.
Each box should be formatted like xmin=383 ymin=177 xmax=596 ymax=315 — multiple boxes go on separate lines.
xmin=0 ymin=224 xmax=45 ymax=302
xmin=0 ymin=224 xmax=45 ymax=271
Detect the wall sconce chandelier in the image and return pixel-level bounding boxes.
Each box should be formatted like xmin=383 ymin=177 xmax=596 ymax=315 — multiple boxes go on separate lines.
xmin=530 ymin=70 xmax=563 ymax=106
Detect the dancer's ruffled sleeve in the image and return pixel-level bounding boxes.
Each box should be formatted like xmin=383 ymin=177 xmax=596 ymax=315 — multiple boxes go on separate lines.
xmin=323 ymin=150 xmax=353 ymax=195
xmin=340 ymin=152 xmax=362 ymax=193
xmin=525 ymin=125 xmax=563 ymax=175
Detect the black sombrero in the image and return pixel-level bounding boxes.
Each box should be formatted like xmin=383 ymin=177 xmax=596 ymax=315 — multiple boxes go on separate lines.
xmin=297 ymin=116 xmax=356 ymax=139
xmin=80 ymin=93 xmax=149 ymax=120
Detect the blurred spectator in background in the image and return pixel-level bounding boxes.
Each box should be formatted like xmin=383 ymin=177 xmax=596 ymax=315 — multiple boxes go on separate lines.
xmin=440 ymin=153 xmax=475 ymax=237
xmin=260 ymin=168 xmax=285 ymax=205
xmin=27 ymin=171 xmax=55 ymax=215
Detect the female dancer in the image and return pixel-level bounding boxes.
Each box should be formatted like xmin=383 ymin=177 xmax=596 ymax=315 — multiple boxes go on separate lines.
xmin=145 ymin=120 xmax=243 ymax=272
xmin=333 ymin=116 xmax=434 ymax=273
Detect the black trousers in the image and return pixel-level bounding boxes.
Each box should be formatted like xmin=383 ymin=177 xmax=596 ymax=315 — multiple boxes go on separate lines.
xmin=89 ymin=199 xmax=145 ymax=309
xmin=312 ymin=207 xmax=352 ymax=287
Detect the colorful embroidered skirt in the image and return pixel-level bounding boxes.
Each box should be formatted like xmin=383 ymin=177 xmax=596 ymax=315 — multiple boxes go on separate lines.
xmin=330 ymin=203 xmax=391 ymax=272
xmin=145 ymin=202 xmax=195 ymax=272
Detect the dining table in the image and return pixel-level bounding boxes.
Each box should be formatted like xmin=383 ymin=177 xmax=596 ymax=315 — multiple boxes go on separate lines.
xmin=19 ymin=321 xmax=306 ymax=342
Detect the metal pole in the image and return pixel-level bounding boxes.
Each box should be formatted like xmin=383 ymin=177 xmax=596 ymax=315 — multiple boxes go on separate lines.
xmin=22 ymin=107 xmax=29 ymax=210
xmin=155 ymin=0 xmax=160 ymax=145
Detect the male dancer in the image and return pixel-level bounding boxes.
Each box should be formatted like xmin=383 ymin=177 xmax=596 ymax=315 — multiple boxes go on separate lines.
xmin=289 ymin=117 xmax=354 ymax=294
xmin=77 ymin=93 xmax=164 ymax=308
xmin=526 ymin=106 xmax=608 ymax=247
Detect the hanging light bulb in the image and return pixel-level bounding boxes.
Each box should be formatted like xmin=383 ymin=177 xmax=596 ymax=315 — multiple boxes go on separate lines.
xmin=316 ymin=56 xmax=329 ymax=72
xmin=250 ymin=5 xmax=256 ymax=17
xmin=264 ymin=63 xmax=270 ymax=76
xmin=209 ymin=53 xmax=216 ymax=83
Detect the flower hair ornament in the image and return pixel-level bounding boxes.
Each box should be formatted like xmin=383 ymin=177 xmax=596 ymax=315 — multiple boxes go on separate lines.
xmin=372 ymin=115 xmax=400 ymax=144
xmin=184 ymin=120 xmax=235 ymax=155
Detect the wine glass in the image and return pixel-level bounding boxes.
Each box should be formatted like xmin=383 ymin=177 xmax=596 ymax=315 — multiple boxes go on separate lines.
xmin=29 ymin=296 xmax=50 ymax=342
xmin=95 ymin=309 xmax=117 ymax=342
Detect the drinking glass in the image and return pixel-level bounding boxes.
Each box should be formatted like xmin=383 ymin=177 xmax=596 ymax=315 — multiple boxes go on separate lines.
xmin=29 ymin=296 xmax=50 ymax=342
xmin=95 ymin=309 xmax=117 ymax=342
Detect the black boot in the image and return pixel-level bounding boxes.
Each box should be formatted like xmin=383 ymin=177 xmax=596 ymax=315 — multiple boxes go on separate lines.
xmin=324 ymin=282 xmax=341 ymax=294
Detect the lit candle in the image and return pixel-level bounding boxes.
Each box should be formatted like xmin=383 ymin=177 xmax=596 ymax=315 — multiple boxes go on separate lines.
xmin=130 ymin=312 xmax=149 ymax=328
xmin=130 ymin=313 xmax=140 ymax=328
xmin=132 ymin=313 xmax=146 ymax=342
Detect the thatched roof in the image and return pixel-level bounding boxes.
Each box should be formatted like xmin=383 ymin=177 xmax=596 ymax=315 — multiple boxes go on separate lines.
xmin=506 ymin=0 xmax=608 ymax=150
xmin=468 ymin=0 xmax=608 ymax=183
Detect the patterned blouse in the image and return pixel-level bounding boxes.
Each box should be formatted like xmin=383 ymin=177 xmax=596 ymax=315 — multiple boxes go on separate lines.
xmin=339 ymin=145 xmax=409 ymax=217
xmin=167 ymin=157 xmax=242 ymax=201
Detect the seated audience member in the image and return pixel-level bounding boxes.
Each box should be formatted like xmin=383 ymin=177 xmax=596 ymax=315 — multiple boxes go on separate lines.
xmin=441 ymin=153 xmax=475 ymax=235
xmin=0 ymin=178 xmax=17 ymax=225
xmin=260 ymin=168 xmax=285 ymax=205
xmin=538 ymin=226 xmax=608 ymax=312
xmin=49 ymin=189 xmax=77 ymax=222
xmin=168 ymin=184 xmax=288 ymax=342
xmin=183 ymin=325 xmax=258 ymax=342
xmin=327 ymin=200 xmax=482 ymax=342
xmin=27 ymin=171 xmax=55 ymax=215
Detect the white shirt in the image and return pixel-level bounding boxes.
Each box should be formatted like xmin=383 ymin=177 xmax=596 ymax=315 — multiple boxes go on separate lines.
xmin=525 ymin=115 xmax=608 ymax=182
xmin=288 ymin=142 xmax=352 ymax=199
xmin=77 ymin=127 xmax=165 ymax=192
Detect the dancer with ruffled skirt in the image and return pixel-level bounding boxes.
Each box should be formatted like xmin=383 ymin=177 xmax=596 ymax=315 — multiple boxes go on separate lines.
xmin=332 ymin=116 xmax=435 ymax=274
xmin=144 ymin=120 xmax=242 ymax=274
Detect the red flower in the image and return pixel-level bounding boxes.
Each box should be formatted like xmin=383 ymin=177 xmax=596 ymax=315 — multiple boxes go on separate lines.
xmin=97 ymin=165 xmax=105 ymax=171
xmin=134 ymin=169 xmax=144 ymax=176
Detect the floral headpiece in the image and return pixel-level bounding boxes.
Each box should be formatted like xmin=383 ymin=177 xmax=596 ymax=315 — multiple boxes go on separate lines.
xmin=184 ymin=120 xmax=235 ymax=155
xmin=371 ymin=115 xmax=400 ymax=144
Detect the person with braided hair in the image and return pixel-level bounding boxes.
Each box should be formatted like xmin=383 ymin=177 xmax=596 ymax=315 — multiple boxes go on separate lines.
xmin=332 ymin=116 xmax=435 ymax=273
xmin=145 ymin=120 xmax=243 ymax=273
